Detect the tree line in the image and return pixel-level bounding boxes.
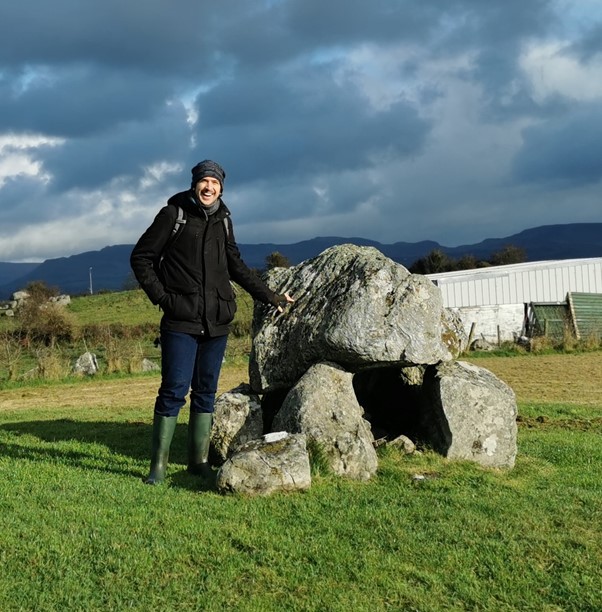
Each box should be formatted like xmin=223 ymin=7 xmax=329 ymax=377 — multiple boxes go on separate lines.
xmin=408 ymin=244 xmax=526 ymax=275
xmin=263 ymin=244 xmax=527 ymax=275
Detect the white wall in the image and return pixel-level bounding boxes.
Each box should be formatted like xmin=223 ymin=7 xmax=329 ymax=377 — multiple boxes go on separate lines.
xmin=450 ymin=304 xmax=526 ymax=344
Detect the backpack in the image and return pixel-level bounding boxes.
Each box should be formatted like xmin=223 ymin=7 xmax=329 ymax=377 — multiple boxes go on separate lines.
xmin=165 ymin=205 xmax=230 ymax=252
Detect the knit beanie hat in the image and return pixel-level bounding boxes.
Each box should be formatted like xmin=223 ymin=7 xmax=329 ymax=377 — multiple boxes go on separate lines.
xmin=191 ymin=160 xmax=226 ymax=191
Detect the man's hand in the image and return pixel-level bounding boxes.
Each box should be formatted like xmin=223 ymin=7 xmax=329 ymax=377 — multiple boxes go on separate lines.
xmin=276 ymin=292 xmax=295 ymax=313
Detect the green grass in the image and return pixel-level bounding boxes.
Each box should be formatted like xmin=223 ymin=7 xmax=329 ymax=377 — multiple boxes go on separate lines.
xmin=1 ymin=398 xmax=600 ymax=611
xmin=1 ymin=291 xmax=601 ymax=609
xmin=66 ymin=290 xmax=163 ymax=326
xmin=0 ymin=288 xmax=255 ymax=382
xmin=0 ymin=286 xmax=255 ymax=331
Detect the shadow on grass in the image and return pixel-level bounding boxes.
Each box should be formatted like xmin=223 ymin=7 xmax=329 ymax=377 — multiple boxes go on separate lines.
xmin=0 ymin=420 xmax=217 ymax=491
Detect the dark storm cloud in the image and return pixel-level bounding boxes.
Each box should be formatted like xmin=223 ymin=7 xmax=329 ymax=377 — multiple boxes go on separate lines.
xmin=0 ymin=0 xmax=600 ymax=262
xmin=0 ymin=1 xmax=228 ymax=74
xmin=513 ymin=105 xmax=602 ymax=185
xmin=572 ymin=23 xmax=602 ymax=60
xmin=0 ymin=175 xmax=49 ymax=226
xmin=284 ymin=0 xmax=437 ymax=46
xmin=219 ymin=0 xmax=555 ymax=73
xmin=457 ymin=0 xmax=557 ymax=119
xmin=0 ymin=67 xmax=176 ymax=138
xmin=192 ymin=65 xmax=431 ymax=188
xmin=36 ymin=100 xmax=191 ymax=192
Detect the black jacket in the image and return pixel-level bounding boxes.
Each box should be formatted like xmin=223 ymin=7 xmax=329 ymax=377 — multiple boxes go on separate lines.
xmin=130 ymin=190 xmax=282 ymax=337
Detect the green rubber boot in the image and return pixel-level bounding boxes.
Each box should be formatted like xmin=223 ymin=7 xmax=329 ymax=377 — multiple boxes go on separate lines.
xmin=187 ymin=412 xmax=214 ymax=479
xmin=145 ymin=414 xmax=178 ymax=485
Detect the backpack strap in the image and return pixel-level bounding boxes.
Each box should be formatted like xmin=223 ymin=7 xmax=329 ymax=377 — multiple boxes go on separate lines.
xmin=223 ymin=216 xmax=230 ymax=240
xmin=173 ymin=205 xmax=186 ymax=236
xmin=158 ymin=206 xmax=186 ymax=262
xmin=165 ymin=206 xmax=230 ymax=256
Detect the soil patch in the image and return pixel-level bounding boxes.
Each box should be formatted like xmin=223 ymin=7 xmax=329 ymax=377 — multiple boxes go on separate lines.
xmin=0 ymin=367 xmax=248 ymax=412
xmin=465 ymin=352 xmax=602 ymax=408
xmin=2 ymin=352 xmax=601 ymax=412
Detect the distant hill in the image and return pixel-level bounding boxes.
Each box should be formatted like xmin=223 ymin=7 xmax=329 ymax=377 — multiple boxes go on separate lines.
xmin=441 ymin=223 xmax=602 ymax=261
xmin=0 ymin=245 xmax=134 ymax=299
xmin=1 ymin=223 xmax=601 ymax=299
xmin=0 ymin=262 xmax=39 ymax=288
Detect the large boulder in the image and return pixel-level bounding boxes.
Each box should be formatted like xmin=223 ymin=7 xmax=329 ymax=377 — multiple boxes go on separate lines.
xmin=421 ymin=361 xmax=518 ymax=468
xmin=250 ymin=244 xmax=466 ymax=393
xmin=272 ymin=362 xmax=378 ymax=481
xmin=216 ymin=433 xmax=311 ymax=496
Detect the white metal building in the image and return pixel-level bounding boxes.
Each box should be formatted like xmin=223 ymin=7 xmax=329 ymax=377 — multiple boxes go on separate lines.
xmin=427 ymin=258 xmax=602 ymax=343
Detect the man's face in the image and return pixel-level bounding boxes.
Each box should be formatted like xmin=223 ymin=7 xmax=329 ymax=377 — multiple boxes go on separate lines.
xmin=195 ymin=176 xmax=222 ymax=207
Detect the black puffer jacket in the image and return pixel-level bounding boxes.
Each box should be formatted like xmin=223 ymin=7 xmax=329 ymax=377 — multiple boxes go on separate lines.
xmin=130 ymin=191 xmax=283 ymax=337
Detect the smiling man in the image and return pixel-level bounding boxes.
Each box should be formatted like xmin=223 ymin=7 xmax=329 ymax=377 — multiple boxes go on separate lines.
xmin=130 ymin=160 xmax=293 ymax=485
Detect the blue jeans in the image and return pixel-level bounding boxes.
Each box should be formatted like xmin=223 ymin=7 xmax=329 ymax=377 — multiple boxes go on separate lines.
xmin=154 ymin=330 xmax=228 ymax=418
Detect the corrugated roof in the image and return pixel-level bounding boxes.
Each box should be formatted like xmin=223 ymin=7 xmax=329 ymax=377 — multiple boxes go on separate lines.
xmin=426 ymin=257 xmax=602 ymax=307
xmin=426 ymin=257 xmax=602 ymax=283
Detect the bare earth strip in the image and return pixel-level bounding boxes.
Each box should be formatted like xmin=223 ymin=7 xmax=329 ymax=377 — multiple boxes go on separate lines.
xmin=467 ymin=352 xmax=602 ymax=407
xmin=0 ymin=368 xmax=249 ymax=412
xmin=1 ymin=352 xmax=601 ymax=411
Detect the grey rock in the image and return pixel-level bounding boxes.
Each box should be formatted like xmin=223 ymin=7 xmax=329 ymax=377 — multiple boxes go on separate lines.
xmin=421 ymin=360 xmax=518 ymax=468
xmin=388 ymin=434 xmax=416 ymax=454
xmin=49 ymin=294 xmax=71 ymax=307
xmin=272 ymin=362 xmax=378 ymax=481
xmin=211 ymin=384 xmax=264 ymax=463
xmin=216 ymin=433 xmax=311 ymax=496
xmin=73 ymin=351 xmax=99 ymax=376
xmin=141 ymin=358 xmax=160 ymax=372
xmin=250 ymin=244 xmax=466 ymax=392
xmin=471 ymin=337 xmax=496 ymax=352
xmin=399 ymin=365 xmax=425 ymax=386
xmin=12 ymin=291 xmax=29 ymax=302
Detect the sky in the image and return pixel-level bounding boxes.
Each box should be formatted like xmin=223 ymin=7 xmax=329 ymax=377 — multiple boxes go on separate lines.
xmin=0 ymin=0 xmax=601 ymax=262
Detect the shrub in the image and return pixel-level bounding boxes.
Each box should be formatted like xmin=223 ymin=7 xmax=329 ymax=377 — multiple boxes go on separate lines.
xmin=24 ymin=280 xmax=59 ymax=301
xmin=33 ymin=345 xmax=70 ymax=380
xmin=18 ymin=302 xmax=76 ymax=347
xmin=529 ymin=335 xmax=554 ymax=354
xmin=230 ymin=318 xmax=252 ymax=338
xmin=581 ymin=331 xmax=601 ymax=351
xmin=0 ymin=331 xmax=24 ymax=381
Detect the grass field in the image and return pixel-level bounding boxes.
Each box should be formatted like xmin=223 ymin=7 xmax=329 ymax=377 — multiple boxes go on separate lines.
xmin=1 ymin=349 xmax=601 ymax=611
xmin=0 ymin=289 xmax=256 ymax=380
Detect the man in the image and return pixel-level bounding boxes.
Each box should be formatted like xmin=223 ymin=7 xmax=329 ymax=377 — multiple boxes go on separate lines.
xmin=131 ymin=160 xmax=293 ymax=484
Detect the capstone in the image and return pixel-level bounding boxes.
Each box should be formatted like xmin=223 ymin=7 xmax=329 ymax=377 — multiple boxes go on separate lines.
xmin=250 ymin=244 xmax=466 ymax=393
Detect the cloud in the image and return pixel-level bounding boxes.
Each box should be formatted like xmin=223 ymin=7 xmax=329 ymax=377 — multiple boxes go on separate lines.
xmin=513 ymin=105 xmax=602 ymax=185
xmin=0 ymin=1 xmax=230 ymax=75
xmin=521 ymin=41 xmax=602 ymax=103
xmin=0 ymin=0 xmax=601 ymax=261
xmin=192 ymin=62 xmax=431 ymax=187
xmin=35 ymin=99 xmax=192 ymax=192
xmin=0 ymin=66 xmax=180 ymax=138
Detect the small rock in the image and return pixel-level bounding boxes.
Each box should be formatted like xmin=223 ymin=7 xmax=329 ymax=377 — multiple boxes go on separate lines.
xmin=216 ymin=433 xmax=311 ymax=496
xmin=388 ymin=434 xmax=416 ymax=454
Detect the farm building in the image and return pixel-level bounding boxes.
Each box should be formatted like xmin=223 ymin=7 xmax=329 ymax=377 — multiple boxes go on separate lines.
xmin=426 ymin=258 xmax=602 ymax=345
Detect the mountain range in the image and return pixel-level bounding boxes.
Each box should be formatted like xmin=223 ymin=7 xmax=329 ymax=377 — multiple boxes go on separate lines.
xmin=1 ymin=223 xmax=601 ymax=299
